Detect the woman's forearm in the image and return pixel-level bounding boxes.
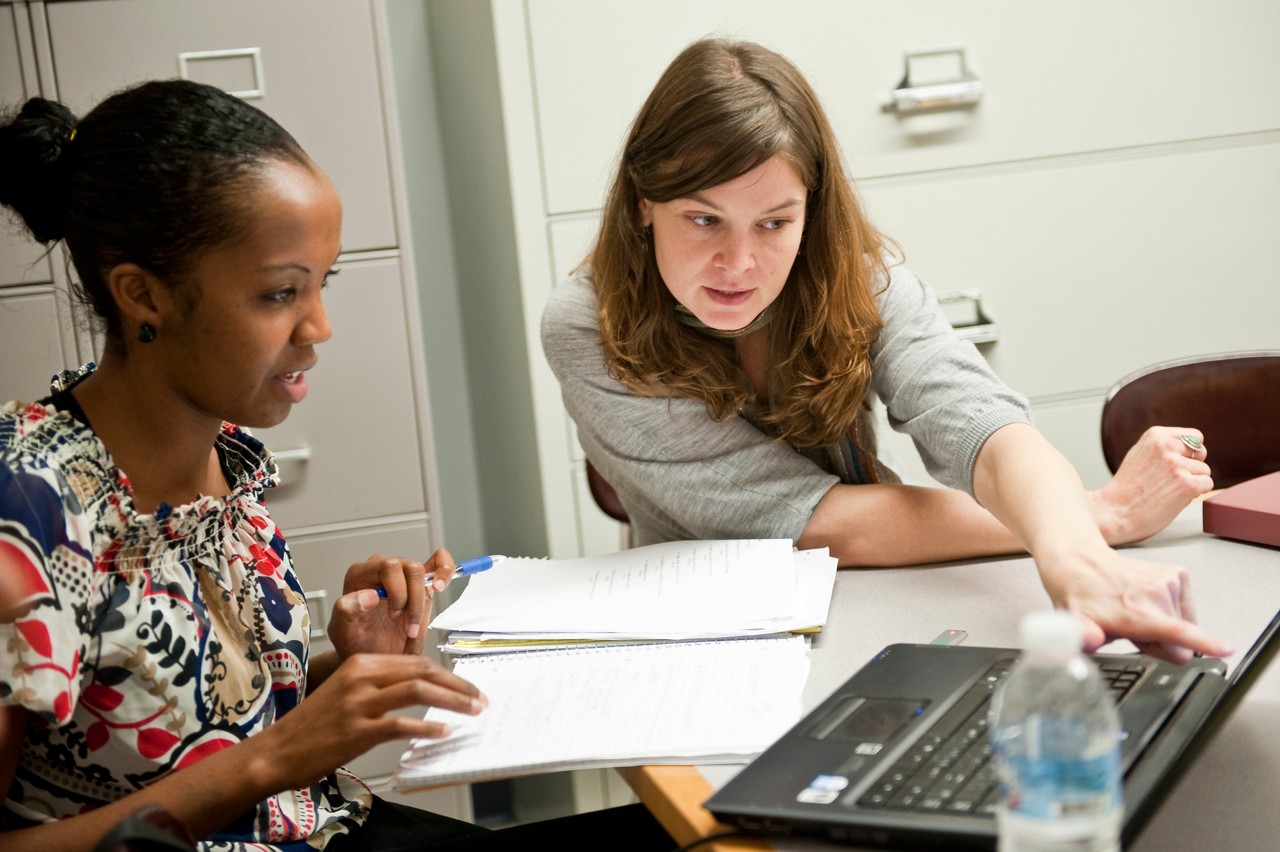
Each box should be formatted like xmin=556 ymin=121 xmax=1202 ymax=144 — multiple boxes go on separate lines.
xmin=798 ymin=479 xmax=1025 ymax=567
xmin=971 ymin=423 xmax=1111 ymax=576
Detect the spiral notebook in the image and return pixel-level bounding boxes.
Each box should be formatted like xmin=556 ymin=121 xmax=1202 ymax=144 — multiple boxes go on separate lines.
xmin=706 ymin=605 xmax=1280 ymax=849
xmin=392 ymin=634 xmax=810 ymax=790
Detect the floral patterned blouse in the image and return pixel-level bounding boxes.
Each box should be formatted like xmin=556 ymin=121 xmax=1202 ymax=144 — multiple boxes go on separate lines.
xmin=0 ymin=367 xmax=370 ymax=851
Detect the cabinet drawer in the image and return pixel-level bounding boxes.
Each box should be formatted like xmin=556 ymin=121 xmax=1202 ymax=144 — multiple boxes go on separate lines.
xmin=1 ymin=6 xmax=52 ymax=289
xmin=1 ymin=6 xmax=32 ymax=105
xmin=524 ymin=0 xmax=1280 ymax=215
xmin=256 ymin=257 xmax=427 ymax=530
xmin=861 ymin=140 xmax=1280 ymax=401
xmin=0 ymin=289 xmax=79 ymax=403
xmin=45 ymin=0 xmax=397 ymax=252
xmin=0 ymin=242 xmax=53 ymax=290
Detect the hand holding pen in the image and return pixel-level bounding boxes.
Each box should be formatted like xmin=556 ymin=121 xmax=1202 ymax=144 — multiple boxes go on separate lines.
xmin=330 ymin=550 xmax=503 ymax=655
xmin=376 ymin=554 xmax=507 ymax=598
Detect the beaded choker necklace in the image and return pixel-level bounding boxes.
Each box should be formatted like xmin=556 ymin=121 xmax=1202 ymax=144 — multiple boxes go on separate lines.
xmin=674 ymin=302 xmax=776 ymax=339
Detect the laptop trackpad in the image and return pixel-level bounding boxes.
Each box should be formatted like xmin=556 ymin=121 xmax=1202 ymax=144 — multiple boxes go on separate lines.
xmin=807 ymin=696 xmax=929 ymax=748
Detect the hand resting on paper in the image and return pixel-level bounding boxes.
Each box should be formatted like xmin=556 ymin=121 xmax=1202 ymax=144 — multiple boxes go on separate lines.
xmin=250 ymin=652 xmax=488 ymax=794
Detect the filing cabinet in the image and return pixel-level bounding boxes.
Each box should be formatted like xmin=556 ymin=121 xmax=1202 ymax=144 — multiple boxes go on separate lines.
xmin=2 ymin=3 xmax=75 ymax=404
xmin=428 ymin=0 xmax=1280 ymax=559
xmin=0 ymin=0 xmax=462 ymax=817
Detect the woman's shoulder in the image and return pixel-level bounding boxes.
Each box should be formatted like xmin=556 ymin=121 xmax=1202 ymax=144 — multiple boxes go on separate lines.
xmin=872 ymin=261 xmax=947 ymax=316
xmin=544 ymin=266 xmax=598 ymax=314
xmin=216 ymin=422 xmax=278 ymax=493
xmin=541 ymin=267 xmax=615 ymax=383
xmin=542 ymin=266 xmax=601 ymax=338
xmin=1 ymin=397 xmax=103 ymax=470
xmin=3 ymin=364 xmax=102 ymax=457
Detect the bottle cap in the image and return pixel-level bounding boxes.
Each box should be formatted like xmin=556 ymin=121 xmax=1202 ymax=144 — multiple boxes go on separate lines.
xmin=1020 ymin=609 xmax=1083 ymax=654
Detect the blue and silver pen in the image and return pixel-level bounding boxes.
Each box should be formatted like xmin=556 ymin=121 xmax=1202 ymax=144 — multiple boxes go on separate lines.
xmin=375 ymin=555 xmax=506 ymax=598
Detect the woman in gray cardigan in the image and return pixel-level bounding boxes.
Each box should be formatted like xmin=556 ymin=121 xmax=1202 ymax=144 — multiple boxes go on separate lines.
xmin=542 ymin=37 xmax=1226 ymax=665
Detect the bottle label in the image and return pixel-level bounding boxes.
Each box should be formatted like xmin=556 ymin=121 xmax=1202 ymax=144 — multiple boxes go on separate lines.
xmin=999 ymin=751 xmax=1121 ymax=820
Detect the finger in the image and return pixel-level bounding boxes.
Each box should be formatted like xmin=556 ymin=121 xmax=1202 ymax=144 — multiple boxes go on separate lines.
xmin=1132 ymin=639 xmax=1193 ymax=666
xmin=337 ymin=706 xmax=462 ymax=753
xmin=1077 ymin=616 xmax=1110 ymax=654
xmin=403 ymin=626 xmax=427 ymax=658
xmin=341 ymin=653 xmax=487 ymax=701
xmin=1162 ymin=426 xmax=1203 ymax=444
xmin=324 ymin=667 xmax=483 ymax=724
xmin=426 ymin=548 xmax=458 ymax=593
xmin=390 ymin=558 xmax=428 ymax=640
xmin=329 ymin=588 xmax=382 ymax=624
xmin=375 ymin=557 xmax=410 ymax=611
xmin=1177 ymin=576 xmax=1198 ymax=625
xmin=342 ymin=553 xmax=393 ymax=596
xmin=383 ymin=716 xmax=457 ymax=742
xmin=1183 ymin=457 xmax=1212 ymax=476
xmin=371 ymin=677 xmax=490 ymax=719
xmin=1170 ymin=429 xmax=1206 ymax=460
xmin=1118 ymin=611 xmax=1232 ymax=660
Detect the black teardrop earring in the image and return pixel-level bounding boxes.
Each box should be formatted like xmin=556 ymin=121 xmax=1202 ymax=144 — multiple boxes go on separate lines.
xmin=138 ymin=323 xmax=157 ymax=343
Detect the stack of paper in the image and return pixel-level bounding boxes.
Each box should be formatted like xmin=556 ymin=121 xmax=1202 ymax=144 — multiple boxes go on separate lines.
xmin=430 ymin=539 xmax=838 ymax=655
xmin=391 ymin=540 xmax=837 ymax=790
xmin=393 ymin=634 xmax=811 ymax=790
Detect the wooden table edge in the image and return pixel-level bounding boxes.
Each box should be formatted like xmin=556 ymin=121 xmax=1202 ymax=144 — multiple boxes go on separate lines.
xmin=618 ymin=764 xmax=775 ymax=851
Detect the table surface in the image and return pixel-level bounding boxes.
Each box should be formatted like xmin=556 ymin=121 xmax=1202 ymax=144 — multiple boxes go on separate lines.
xmin=619 ymin=503 xmax=1280 ymax=851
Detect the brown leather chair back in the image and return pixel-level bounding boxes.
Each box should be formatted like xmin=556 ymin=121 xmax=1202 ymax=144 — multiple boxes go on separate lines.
xmin=585 ymin=459 xmax=630 ymax=524
xmin=1100 ymin=351 xmax=1280 ymax=489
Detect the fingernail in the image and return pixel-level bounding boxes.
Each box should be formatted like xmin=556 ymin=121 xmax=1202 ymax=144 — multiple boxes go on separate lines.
xmin=438 ymin=723 xmax=452 ymax=737
xmin=407 ymin=623 xmax=420 ymax=639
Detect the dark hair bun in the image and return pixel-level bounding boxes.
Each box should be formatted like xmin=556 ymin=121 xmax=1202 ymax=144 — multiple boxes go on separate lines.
xmin=0 ymin=97 xmax=79 ymax=243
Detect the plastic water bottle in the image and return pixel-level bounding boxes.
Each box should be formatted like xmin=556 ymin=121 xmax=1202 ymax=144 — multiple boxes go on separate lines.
xmin=989 ymin=610 xmax=1122 ymax=852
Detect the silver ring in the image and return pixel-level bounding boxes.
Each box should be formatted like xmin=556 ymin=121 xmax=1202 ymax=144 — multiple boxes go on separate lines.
xmin=1180 ymin=434 xmax=1203 ymax=454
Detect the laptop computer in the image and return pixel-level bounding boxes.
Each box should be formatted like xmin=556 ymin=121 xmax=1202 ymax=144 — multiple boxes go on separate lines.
xmin=706 ymin=607 xmax=1280 ymax=849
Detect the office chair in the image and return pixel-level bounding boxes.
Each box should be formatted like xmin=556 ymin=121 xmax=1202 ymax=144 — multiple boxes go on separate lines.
xmin=1100 ymin=351 xmax=1280 ymax=490
xmin=585 ymin=459 xmax=630 ymax=524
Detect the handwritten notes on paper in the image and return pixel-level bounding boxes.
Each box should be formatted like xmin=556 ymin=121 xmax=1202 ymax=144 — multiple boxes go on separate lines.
xmin=430 ymin=539 xmax=802 ymax=635
xmin=393 ymin=634 xmax=811 ymax=789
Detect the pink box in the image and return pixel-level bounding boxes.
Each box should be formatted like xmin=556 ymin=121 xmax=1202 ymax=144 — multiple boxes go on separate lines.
xmin=1203 ymin=470 xmax=1280 ymax=549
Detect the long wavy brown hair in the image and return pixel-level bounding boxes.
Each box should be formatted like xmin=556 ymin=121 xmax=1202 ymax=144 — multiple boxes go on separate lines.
xmin=591 ymin=38 xmax=894 ymax=449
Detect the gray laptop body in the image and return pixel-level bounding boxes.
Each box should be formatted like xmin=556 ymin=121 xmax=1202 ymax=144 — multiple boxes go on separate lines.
xmin=706 ymin=611 xmax=1279 ymax=849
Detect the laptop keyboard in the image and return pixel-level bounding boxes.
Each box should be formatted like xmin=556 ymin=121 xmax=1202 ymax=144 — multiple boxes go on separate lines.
xmin=856 ymin=658 xmax=1148 ymax=815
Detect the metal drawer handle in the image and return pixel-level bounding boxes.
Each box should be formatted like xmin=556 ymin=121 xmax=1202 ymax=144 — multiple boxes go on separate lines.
xmin=273 ymin=447 xmax=312 ymax=464
xmin=883 ymin=46 xmax=983 ymax=115
xmin=306 ymin=589 xmax=328 ymax=640
xmin=272 ymin=446 xmax=311 ymax=489
xmin=937 ymin=288 xmax=999 ymax=346
xmin=178 ymin=48 xmax=266 ymax=99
